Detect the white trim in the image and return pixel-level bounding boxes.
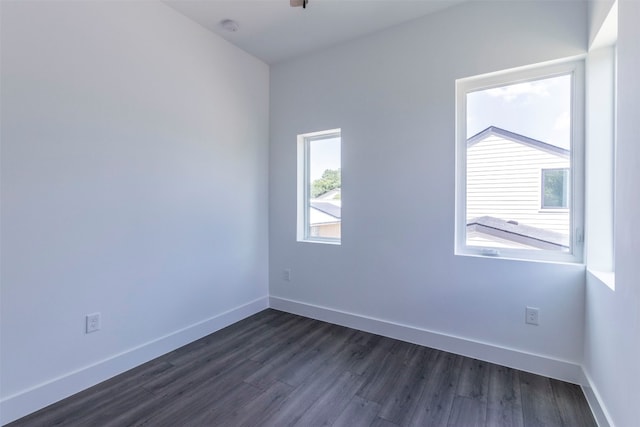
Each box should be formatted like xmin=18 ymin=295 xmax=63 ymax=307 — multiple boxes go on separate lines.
xmin=0 ymin=297 xmax=269 ymax=426
xmin=269 ymin=296 xmax=587 ymax=386
xmin=456 ymin=55 xmax=586 ymax=90
xmin=582 ymin=370 xmax=615 ymax=427
xmin=298 ymin=239 xmax=341 ymax=246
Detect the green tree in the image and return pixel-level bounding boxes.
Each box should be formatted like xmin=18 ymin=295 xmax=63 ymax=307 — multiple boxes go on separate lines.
xmin=311 ymin=168 xmax=341 ymax=198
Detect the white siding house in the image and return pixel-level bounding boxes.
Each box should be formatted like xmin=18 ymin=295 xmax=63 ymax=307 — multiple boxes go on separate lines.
xmin=466 ymin=127 xmax=570 ymax=250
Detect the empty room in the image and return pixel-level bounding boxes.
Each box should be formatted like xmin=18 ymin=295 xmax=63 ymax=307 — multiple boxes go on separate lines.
xmin=1 ymin=0 xmax=638 ymax=426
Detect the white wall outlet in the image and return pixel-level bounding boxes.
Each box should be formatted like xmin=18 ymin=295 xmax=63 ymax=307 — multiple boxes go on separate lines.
xmin=283 ymin=269 xmax=291 ymax=282
xmin=525 ymin=307 xmax=539 ymax=325
xmin=86 ymin=312 xmax=101 ymax=333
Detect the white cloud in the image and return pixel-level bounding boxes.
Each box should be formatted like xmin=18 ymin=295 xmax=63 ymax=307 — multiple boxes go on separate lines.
xmin=486 ymin=81 xmax=551 ymax=102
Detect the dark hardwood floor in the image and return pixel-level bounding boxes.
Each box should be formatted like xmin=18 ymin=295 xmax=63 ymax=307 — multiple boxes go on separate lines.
xmin=8 ymin=309 xmax=596 ymax=426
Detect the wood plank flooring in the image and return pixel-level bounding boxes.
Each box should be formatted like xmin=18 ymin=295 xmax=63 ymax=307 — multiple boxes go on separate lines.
xmin=8 ymin=309 xmax=596 ymax=427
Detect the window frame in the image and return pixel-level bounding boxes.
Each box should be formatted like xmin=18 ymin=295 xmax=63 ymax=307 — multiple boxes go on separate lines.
xmin=455 ymin=60 xmax=585 ymax=263
xmin=296 ymin=128 xmax=342 ymax=245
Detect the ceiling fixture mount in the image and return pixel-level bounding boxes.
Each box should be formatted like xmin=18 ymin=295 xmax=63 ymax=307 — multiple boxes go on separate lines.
xmin=290 ymin=0 xmax=308 ymax=9
xmin=220 ymin=19 xmax=239 ymax=32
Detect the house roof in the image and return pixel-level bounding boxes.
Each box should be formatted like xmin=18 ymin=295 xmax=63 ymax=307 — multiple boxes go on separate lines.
xmin=310 ymin=201 xmax=341 ymax=219
xmin=467 ymin=126 xmax=569 ymax=157
xmin=316 ymin=188 xmax=341 ymax=201
xmin=467 ymin=216 xmax=570 ymax=251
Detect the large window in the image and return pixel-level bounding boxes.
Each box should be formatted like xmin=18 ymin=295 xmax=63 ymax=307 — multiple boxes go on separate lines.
xmin=297 ymin=129 xmax=341 ymax=244
xmin=456 ymin=61 xmax=584 ymax=262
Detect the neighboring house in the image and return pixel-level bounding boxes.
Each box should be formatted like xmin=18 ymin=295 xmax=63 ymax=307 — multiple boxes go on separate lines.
xmin=466 ymin=126 xmax=570 ymax=250
xmin=309 ymin=189 xmax=341 ymax=238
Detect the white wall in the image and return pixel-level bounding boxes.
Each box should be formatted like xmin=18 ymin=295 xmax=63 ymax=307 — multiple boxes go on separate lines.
xmin=585 ymin=45 xmax=615 ymax=273
xmin=589 ymin=0 xmax=616 ymax=48
xmin=0 ymin=1 xmax=269 ymax=423
xmin=270 ymin=0 xmax=588 ymax=380
xmin=584 ymin=1 xmax=640 ymax=425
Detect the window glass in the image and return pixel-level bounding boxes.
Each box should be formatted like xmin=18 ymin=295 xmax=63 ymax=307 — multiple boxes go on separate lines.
xmin=297 ymin=130 xmax=341 ymax=243
xmin=456 ymin=61 xmax=584 ymax=262
xmin=542 ymin=168 xmax=569 ymax=209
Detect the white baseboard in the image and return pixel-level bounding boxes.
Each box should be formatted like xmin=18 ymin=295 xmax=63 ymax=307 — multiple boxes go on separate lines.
xmin=269 ymin=296 xmax=588 ymax=386
xmin=581 ymin=371 xmax=614 ymax=427
xmin=0 ymin=296 xmax=269 ymax=426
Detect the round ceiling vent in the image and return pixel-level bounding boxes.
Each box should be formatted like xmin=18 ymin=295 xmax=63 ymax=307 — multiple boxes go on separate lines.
xmin=220 ymin=19 xmax=239 ymax=32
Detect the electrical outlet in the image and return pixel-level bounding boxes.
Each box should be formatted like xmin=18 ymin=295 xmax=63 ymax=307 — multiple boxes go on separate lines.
xmin=86 ymin=312 xmax=101 ymax=333
xmin=525 ymin=307 xmax=539 ymax=325
xmin=282 ymin=269 xmax=291 ymax=282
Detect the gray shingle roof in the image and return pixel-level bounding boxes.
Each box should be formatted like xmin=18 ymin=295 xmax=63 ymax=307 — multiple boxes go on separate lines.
xmin=310 ymin=201 xmax=341 ymax=219
xmin=467 ymin=216 xmax=570 ymax=250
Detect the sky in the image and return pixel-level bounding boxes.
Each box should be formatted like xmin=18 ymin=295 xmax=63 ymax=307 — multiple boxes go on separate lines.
xmin=466 ymin=74 xmax=571 ymax=150
xmin=309 ymin=136 xmax=341 ymax=180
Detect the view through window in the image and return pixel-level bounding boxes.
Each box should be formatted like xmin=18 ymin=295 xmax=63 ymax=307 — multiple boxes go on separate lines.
xmin=298 ymin=129 xmax=341 ymax=243
xmin=461 ymin=70 xmax=579 ymax=256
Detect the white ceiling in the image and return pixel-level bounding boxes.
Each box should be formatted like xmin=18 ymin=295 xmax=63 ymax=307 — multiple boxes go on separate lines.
xmin=164 ymin=0 xmax=465 ymax=64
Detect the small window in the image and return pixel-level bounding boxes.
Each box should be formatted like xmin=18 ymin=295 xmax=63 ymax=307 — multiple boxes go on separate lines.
xmin=542 ymin=168 xmax=569 ymax=209
xmin=297 ymin=129 xmax=341 ymax=244
xmin=456 ymin=61 xmax=584 ymax=263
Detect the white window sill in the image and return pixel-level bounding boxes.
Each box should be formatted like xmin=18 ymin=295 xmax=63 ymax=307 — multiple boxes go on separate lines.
xmin=455 ymin=249 xmax=583 ymax=266
xmin=298 ymin=239 xmax=341 ymax=246
xmin=587 ymin=268 xmax=615 ymax=291
xmin=538 ymin=209 xmax=570 ymax=213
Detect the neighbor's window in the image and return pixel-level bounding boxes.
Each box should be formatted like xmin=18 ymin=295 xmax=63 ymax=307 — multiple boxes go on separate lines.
xmin=456 ymin=61 xmax=584 ymax=262
xmin=297 ymin=129 xmax=341 ymax=244
xmin=542 ymin=168 xmax=569 ymax=209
